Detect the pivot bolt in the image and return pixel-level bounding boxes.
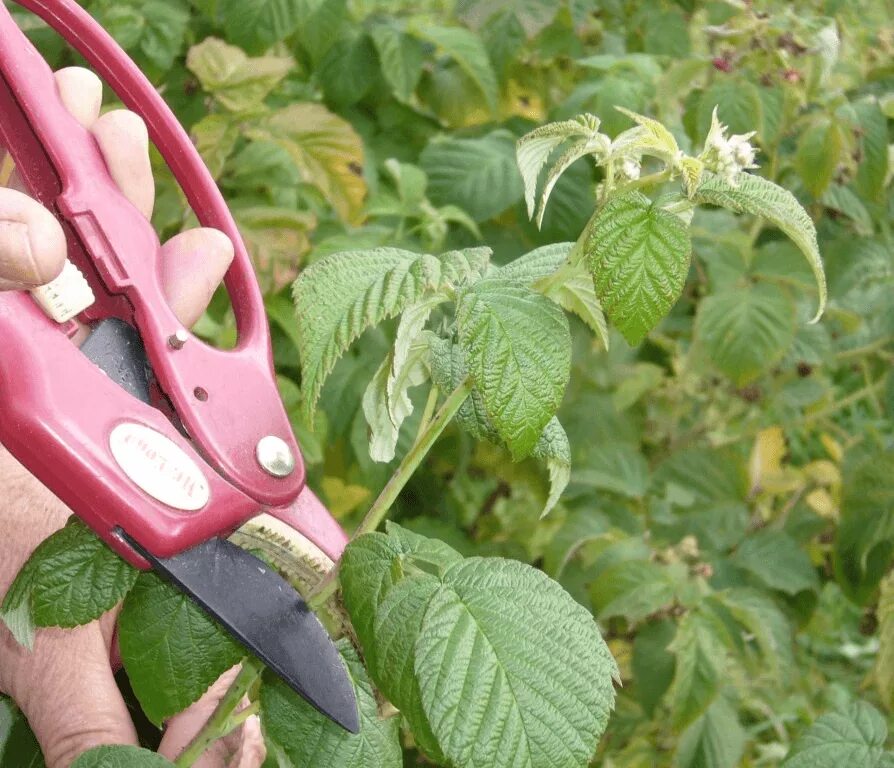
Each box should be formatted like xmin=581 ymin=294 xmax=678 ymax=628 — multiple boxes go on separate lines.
xmin=168 ymin=329 xmax=189 ymax=349
xmin=256 ymin=436 xmax=295 ymax=477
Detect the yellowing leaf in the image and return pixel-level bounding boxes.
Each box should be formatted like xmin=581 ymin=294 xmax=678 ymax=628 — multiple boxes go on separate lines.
xmin=501 ymin=79 xmax=545 ymax=122
xmin=607 ymin=638 xmax=633 ymax=682
xmin=821 ymin=433 xmax=843 ymax=463
xmin=748 ymin=427 xmax=786 ymax=495
xmin=320 ymin=477 xmax=371 ymax=519
xmin=805 ymin=488 xmax=838 ymax=520
xmin=247 ymin=103 xmax=367 ymax=224
xmin=804 ymin=460 xmax=841 ymax=487
xmin=234 ymin=207 xmax=315 ymax=293
xmin=190 ymin=114 xmax=239 ymax=179
xmin=186 ymin=38 xmax=293 ymax=113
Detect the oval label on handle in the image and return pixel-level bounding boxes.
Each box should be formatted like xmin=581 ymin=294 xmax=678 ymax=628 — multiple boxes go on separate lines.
xmin=109 ymin=423 xmax=210 ymax=511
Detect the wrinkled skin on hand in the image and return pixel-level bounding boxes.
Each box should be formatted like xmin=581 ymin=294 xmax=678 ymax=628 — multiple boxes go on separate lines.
xmin=0 ymin=67 xmax=265 ymax=768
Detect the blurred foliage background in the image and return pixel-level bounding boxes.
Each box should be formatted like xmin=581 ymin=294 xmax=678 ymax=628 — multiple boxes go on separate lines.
xmin=6 ymin=0 xmax=894 ymax=765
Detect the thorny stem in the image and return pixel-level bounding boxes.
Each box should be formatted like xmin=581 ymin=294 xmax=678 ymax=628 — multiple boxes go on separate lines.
xmin=307 ymin=378 xmax=473 ymax=610
xmin=174 ymin=657 xmax=264 ymax=768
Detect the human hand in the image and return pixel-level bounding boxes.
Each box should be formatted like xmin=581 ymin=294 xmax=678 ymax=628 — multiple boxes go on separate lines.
xmin=0 ymin=67 xmax=264 ymax=768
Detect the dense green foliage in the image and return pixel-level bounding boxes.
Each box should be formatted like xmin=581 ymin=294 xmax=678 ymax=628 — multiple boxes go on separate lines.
xmin=2 ymin=0 xmax=894 ymax=766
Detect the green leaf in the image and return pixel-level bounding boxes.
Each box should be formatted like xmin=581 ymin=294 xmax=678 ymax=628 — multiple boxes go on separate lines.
xmin=138 ymin=1 xmax=190 ymax=72
xmin=295 ymin=248 xmax=469 ymax=420
xmin=415 ymin=558 xmax=616 ymax=768
xmin=642 ymin=7 xmax=690 ymax=57
xmin=696 ymin=80 xmax=764 ymax=141
xmin=653 ymin=446 xmax=747 ymax=504
xmin=695 ymin=282 xmax=795 ymax=386
xmin=118 ymin=573 xmax=244 ymax=724
xmin=370 ymin=23 xmax=425 ymax=102
xmin=0 ymin=518 xmax=137 ymax=642
xmin=341 ymin=526 xmax=459 ymax=759
xmin=732 ymin=529 xmax=820 ymax=595
xmin=457 ymin=0 xmax=559 ymax=38
xmin=290 ymin=0 xmax=347 ymax=64
xmin=613 ymin=107 xmax=682 ymax=167
xmin=590 ymin=560 xmax=680 ymax=623
xmin=246 ymin=103 xmax=366 ymax=224
xmin=782 ymin=701 xmax=894 ymax=768
xmin=499 ymin=242 xmax=572 ymax=283
xmin=71 ymin=746 xmax=175 ymax=768
xmin=363 ymin=357 xmax=401 ymax=464
xmin=717 ymin=588 xmax=794 ymax=678
xmin=186 ymin=38 xmax=293 ymax=113
xmin=572 ymin=441 xmax=649 ymax=499
xmin=543 ymin=509 xmax=609 ymax=579
xmin=530 ymin=417 xmax=571 ymax=517
xmin=375 ymin=582 xmax=448 ymax=758
xmin=854 ymin=99 xmax=889 ymax=203
xmin=421 ymin=131 xmax=524 ymax=222
xmin=632 ymin=620 xmax=677 ymax=717
xmin=694 ymin=172 xmax=827 ymax=321
xmin=362 ymin=299 xmax=434 ymax=464
xmin=27 ymin=520 xmax=137 ymax=628
xmin=262 ymin=640 xmax=402 ymax=768
xmin=874 ymin=573 xmax=894 ymax=708
xmin=676 ymin=697 xmax=746 ymax=768
xmin=821 ymin=184 xmax=874 ymax=236
xmin=585 ymin=191 xmax=691 ymax=346
xmin=795 ymin=117 xmax=844 ymax=198
xmin=668 ymin=610 xmax=726 ymax=728
xmin=500 ymin=243 xmax=609 ymax=348
xmin=429 ymin=336 xmax=571 ymax=516
xmin=0 ymin=696 xmax=44 ymax=767
xmin=216 ymin=0 xmax=302 ymax=52
xmin=409 ymin=24 xmax=499 ymax=110
xmin=835 ymin=450 xmax=894 ymax=603
xmin=457 ymin=278 xmax=571 ymax=459
xmin=0 ymin=547 xmax=39 ymax=649
xmin=343 ymin=526 xmax=617 ymax=768
xmin=340 ymin=524 xmax=463 ymax=669
xmin=317 ymin=33 xmax=378 ymax=108
xmin=385 ymin=298 xmax=439 ymax=422
xmin=516 ymin=116 xmax=608 ymax=227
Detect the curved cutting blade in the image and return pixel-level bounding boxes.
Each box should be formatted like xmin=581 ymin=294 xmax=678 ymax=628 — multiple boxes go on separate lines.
xmin=123 ymin=532 xmax=359 ymax=733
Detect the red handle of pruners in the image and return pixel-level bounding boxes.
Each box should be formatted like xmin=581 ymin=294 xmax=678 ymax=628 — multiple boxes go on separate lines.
xmin=0 ymin=0 xmax=347 ymax=565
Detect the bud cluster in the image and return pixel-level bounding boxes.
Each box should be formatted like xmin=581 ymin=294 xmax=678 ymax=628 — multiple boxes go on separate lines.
xmin=700 ymin=106 xmax=759 ymax=185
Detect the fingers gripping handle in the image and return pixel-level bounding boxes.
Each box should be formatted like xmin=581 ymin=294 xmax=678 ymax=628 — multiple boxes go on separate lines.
xmin=0 ymin=2 xmax=304 ymax=507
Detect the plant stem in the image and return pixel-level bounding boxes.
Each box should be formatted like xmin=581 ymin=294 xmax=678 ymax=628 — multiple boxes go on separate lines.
xmin=174 ymin=657 xmax=264 ymax=768
xmin=616 ymin=168 xmax=673 ymax=195
xmin=834 ymin=335 xmax=893 ymax=360
xmin=307 ymin=378 xmax=473 ymax=609
xmin=803 ymin=379 xmax=886 ymax=424
xmin=416 ymin=384 xmax=440 ymax=435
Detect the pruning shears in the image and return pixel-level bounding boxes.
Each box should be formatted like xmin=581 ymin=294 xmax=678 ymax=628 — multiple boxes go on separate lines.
xmin=0 ymin=0 xmax=359 ymax=733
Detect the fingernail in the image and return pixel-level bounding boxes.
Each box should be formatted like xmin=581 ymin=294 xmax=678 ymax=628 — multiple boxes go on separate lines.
xmin=0 ymin=219 xmax=42 ymax=285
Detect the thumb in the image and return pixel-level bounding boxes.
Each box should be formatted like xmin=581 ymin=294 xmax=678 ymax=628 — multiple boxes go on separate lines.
xmin=10 ymin=622 xmax=138 ymax=768
xmin=0 ymin=186 xmax=66 ymax=291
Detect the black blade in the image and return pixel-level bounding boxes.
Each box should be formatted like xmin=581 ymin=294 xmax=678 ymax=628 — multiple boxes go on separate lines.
xmin=119 ymin=533 xmax=359 ymax=733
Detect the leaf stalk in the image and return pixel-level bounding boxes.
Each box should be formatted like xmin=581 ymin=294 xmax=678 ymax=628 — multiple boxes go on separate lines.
xmin=307 ymin=378 xmax=473 ymax=609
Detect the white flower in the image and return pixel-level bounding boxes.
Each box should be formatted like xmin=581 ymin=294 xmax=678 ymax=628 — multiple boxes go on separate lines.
xmin=700 ymin=106 xmax=759 ymax=185
xmin=618 ymin=155 xmax=641 ymax=181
